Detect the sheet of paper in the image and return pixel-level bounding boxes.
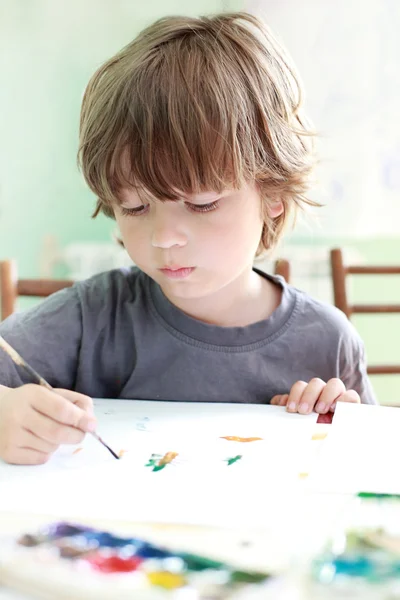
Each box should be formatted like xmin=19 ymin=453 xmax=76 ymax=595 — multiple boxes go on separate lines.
xmin=0 ymin=400 xmax=317 ymax=527
xmin=307 ymin=402 xmax=400 ymax=494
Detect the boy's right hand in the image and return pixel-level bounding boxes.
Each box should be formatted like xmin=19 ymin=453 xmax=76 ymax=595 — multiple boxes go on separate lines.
xmin=0 ymin=384 xmax=97 ymax=465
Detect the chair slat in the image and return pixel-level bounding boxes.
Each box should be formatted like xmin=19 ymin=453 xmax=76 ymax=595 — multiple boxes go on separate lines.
xmin=330 ymin=248 xmax=400 ymax=381
xmin=1 ymin=259 xmax=74 ymax=320
xmin=352 ymin=304 xmax=400 ymax=314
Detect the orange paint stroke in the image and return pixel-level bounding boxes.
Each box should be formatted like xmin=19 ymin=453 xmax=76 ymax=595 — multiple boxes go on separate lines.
xmin=118 ymin=449 xmax=128 ymax=458
xmin=72 ymin=447 xmax=83 ymax=455
xmin=158 ymin=452 xmax=178 ymax=467
xmin=220 ymin=436 xmax=263 ymax=443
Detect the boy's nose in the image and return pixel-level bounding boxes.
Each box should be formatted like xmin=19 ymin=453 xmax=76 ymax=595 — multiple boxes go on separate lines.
xmin=151 ymin=220 xmax=188 ymax=249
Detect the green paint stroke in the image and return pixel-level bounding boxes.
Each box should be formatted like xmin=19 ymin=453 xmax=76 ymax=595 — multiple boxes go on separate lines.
xmin=225 ymin=455 xmax=242 ymax=466
xmin=145 ymin=454 xmax=166 ymax=472
xmin=358 ymin=492 xmax=400 ymax=500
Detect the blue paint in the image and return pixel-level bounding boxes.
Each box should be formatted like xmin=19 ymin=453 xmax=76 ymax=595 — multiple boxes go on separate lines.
xmin=43 ymin=523 xmax=92 ymax=539
xmin=136 ymin=544 xmax=174 ymax=559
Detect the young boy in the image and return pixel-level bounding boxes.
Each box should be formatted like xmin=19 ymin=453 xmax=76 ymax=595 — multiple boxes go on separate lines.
xmin=0 ymin=12 xmax=376 ymax=465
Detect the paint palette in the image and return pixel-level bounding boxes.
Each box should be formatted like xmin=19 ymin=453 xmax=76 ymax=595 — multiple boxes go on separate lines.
xmin=0 ymin=518 xmax=290 ymax=600
xmin=310 ymin=494 xmax=400 ymax=599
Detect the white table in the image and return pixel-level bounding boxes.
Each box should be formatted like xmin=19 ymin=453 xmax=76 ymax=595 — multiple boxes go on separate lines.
xmin=0 ymin=400 xmax=363 ymax=599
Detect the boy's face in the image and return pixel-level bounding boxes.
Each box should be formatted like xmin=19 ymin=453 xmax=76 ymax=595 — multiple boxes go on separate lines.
xmin=114 ymin=183 xmax=282 ymax=302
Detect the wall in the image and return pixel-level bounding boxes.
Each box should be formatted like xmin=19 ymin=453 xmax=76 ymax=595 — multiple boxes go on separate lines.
xmin=0 ymin=0 xmax=228 ymax=278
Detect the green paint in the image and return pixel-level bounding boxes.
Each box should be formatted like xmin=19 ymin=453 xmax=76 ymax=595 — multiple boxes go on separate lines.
xmin=225 ymin=455 xmax=242 ymax=466
xmin=178 ymin=552 xmax=225 ymax=572
xmin=152 ymin=464 xmax=166 ymax=472
xmin=358 ymin=492 xmax=400 ymax=500
xmin=230 ymin=570 xmax=269 ymax=584
xmin=145 ymin=455 xmax=166 ymax=472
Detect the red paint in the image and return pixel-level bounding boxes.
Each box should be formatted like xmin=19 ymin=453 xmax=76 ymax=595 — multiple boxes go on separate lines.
xmin=317 ymin=413 xmax=333 ymax=424
xmin=85 ymin=554 xmax=143 ymax=573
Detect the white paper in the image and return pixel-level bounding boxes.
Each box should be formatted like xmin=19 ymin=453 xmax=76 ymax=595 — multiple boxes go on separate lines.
xmin=307 ymin=402 xmax=400 ymax=494
xmin=0 ymin=400 xmax=317 ymax=527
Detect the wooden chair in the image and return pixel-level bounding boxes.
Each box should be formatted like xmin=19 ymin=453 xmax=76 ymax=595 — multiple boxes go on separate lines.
xmin=274 ymin=259 xmax=290 ymax=283
xmin=330 ymin=247 xmax=400 ymax=375
xmin=0 ymin=259 xmax=74 ymax=321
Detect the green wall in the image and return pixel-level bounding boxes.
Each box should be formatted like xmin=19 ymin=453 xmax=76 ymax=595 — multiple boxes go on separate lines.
xmin=0 ymin=0 xmax=231 ymax=278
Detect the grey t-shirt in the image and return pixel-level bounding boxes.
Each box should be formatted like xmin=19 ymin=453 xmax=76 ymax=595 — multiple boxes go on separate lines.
xmin=0 ymin=267 xmax=376 ymax=404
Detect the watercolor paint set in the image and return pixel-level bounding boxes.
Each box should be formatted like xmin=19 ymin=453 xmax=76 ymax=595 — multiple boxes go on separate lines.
xmin=0 ymin=519 xmax=291 ymax=600
xmin=310 ymin=493 xmax=400 ymax=599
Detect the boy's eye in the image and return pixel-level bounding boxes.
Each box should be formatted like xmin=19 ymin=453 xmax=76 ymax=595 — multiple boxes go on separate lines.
xmin=186 ymin=200 xmax=220 ymax=213
xmin=120 ymin=200 xmax=220 ymax=217
xmin=121 ymin=205 xmax=149 ymax=217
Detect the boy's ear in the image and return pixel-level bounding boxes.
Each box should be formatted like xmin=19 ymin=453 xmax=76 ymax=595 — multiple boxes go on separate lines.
xmin=266 ymin=199 xmax=284 ymax=219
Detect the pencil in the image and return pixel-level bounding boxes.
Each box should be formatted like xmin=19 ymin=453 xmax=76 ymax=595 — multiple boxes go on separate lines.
xmin=0 ymin=335 xmax=119 ymax=460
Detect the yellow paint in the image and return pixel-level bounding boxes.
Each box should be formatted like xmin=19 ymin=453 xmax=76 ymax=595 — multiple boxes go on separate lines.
xmin=220 ymin=436 xmax=263 ymax=442
xmin=147 ymin=571 xmax=186 ymax=589
xmin=298 ymin=472 xmax=309 ymax=480
xmin=118 ymin=449 xmax=127 ymax=458
xmin=158 ymin=452 xmax=178 ymax=467
xmin=311 ymin=432 xmax=328 ymax=441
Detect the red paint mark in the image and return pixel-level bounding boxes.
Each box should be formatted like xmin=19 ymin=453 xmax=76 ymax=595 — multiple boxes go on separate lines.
xmin=72 ymin=448 xmax=83 ymax=455
xmin=317 ymin=413 xmax=333 ymax=425
xmin=220 ymin=436 xmax=263 ymax=443
xmin=85 ymin=553 xmax=143 ymax=573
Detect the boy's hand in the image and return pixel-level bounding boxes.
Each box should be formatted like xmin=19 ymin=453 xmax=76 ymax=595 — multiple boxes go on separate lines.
xmin=270 ymin=378 xmax=360 ymax=415
xmin=0 ymin=384 xmax=97 ymax=465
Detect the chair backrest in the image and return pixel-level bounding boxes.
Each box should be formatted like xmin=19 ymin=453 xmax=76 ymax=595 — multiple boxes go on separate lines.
xmin=274 ymin=259 xmax=290 ymax=283
xmin=0 ymin=259 xmax=74 ymax=321
xmin=330 ymin=247 xmax=400 ymax=375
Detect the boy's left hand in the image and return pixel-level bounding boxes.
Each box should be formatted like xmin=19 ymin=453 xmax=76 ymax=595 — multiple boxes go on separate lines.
xmin=270 ymin=378 xmax=360 ymax=416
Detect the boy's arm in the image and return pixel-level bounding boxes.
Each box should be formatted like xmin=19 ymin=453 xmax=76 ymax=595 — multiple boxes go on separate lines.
xmin=0 ymin=385 xmax=9 ymax=399
xmin=338 ymin=324 xmax=377 ymax=405
xmin=0 ymin=286 xmax=82 ymax=390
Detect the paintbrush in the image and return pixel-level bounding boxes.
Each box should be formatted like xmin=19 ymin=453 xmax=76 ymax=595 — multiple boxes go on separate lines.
xmin=0 ymin=335 xmax=119 ymax=459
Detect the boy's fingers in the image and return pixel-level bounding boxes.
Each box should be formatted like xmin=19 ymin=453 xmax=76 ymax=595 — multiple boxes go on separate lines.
xmin=26 ymin=409 xmax=86 ymax=445
xmin=330 ymin=389 xmax=361 ymax=411
xmin=2 ymin=446 xmax=50 ymax=466
xmin=315 ymin=378 xmax=346 ymax=413
xmin=20 ymin=428 xmax=60 ymax=454
xmin=286 ymin=381 xmax=308 ymax=413
xmin=271 ymin=394 xmax=289 ymax=406
xmin=30 ymin=390 xmax=96 ymax=434
xmin=54 ymin=389 xmax=94 ymax=417
xmin=296 ymin=378 xmax=326 ymax=414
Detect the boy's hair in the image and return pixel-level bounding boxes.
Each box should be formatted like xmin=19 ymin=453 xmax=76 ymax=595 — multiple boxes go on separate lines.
xmin=78 ymin=12 xmax=316 ymax=254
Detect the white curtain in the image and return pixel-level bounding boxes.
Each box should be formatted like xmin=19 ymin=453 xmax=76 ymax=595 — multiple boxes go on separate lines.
xmin=247 ymin=0 xmax=400 ymax=238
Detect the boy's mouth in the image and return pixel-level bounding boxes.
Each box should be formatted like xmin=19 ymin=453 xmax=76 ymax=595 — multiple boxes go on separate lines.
xmin=159 ymin=266 xmax=195 ymax=279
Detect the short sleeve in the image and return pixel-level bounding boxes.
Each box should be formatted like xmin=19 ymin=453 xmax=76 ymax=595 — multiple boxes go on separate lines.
xmin=0 ymin=287 xmax=82 ymax=389
xmin=339 ymin=321 xmax=377 ymax=405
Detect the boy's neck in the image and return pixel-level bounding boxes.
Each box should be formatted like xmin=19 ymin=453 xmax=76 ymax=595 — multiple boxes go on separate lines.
xmin=162 ymin=268 xmax=282 ymax=327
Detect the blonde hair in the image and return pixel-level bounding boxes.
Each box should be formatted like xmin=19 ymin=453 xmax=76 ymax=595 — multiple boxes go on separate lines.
xmin=78 ymin=12 xmax=316 ymax=253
